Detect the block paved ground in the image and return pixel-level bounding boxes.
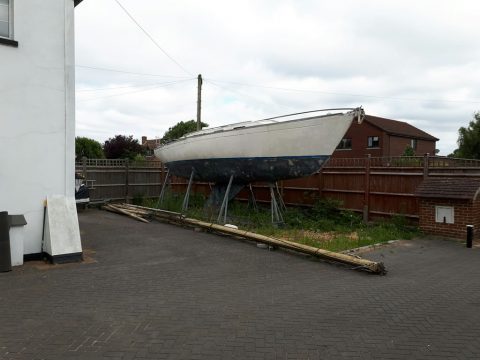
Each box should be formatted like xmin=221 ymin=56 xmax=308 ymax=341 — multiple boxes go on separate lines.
xmin=1 ymin=209 xmax=480 ymax=359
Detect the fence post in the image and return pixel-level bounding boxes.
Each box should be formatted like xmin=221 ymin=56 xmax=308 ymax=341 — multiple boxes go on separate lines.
xmin=82 ymin=156 xmax=87 ymax=180
xmin=423 ymin=153 xmax=429 ymax=179
xmin=161 ymin=162 xmax=165 ymax=195
xmin=125 ymin=159 xmax=130 ymax=203
xmin=363 ymin=154 xmax=371 ymax=223
xmin=318 ymin=171 xmax=324 ymax=200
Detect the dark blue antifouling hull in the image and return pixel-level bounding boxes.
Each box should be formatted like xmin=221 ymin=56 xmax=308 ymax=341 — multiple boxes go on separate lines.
xmin=166 ymin=155 xmax=329 ymax=183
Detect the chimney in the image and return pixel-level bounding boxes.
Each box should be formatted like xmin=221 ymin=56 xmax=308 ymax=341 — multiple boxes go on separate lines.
xmin=141 ymin=136 xmax=147 ymax=145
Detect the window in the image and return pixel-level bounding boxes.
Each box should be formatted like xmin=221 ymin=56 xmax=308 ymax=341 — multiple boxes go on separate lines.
xmin=336 ymin=138 xmax=352 ymax=150
xmin=0 ymin=0 xmax=11 ymax=39
xmin=367 ymin=136 xmax=380 ymax=148
xmin=410 ymin=139 xmax=417 ymax=150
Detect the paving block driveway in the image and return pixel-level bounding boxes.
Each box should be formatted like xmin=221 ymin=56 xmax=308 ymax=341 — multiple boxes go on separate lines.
xmin=1 ymin=209 xmax=480 ymax=360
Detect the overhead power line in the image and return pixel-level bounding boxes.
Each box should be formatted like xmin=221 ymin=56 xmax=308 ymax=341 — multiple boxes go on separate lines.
xmin=76 ymin=64 xmax=191 ymax=79
xmin=206 ymin=78 xmax=480 ymax=105
xmin=113 ymin=0 xmax=192 ymax=76
xmin=205 ymin=79 xmax=290 ymax=110
xmin=76 ymin=78 xmax=195 ymax=92
xmin=77 ymin=78 xmax=193 ymax=102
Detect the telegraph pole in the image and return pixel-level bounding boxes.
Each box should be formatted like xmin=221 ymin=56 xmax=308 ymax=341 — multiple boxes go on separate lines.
xmin=196 ymin=74 xmax=203 ymax=131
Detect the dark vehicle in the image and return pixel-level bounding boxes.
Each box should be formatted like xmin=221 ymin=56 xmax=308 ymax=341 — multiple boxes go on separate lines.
xmin=75 ymin=173 xmax=90 ymax=206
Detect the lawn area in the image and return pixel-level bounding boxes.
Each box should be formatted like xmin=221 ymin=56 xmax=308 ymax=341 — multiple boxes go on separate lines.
xmin=140 ymin=194 xmax=419 ymax=252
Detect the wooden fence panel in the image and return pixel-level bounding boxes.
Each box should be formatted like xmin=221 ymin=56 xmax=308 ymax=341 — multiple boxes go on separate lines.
xmin=76 ymin=159 xmax=164 ymax=202
xmin=85 ymin=166 xmax=128 ymax=201
xmin=76 ymin=156 xmax=480 ymax=221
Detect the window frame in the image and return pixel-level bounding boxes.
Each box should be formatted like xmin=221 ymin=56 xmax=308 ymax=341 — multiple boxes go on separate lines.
xmin=336 ymin=138 xmax=352 ymax=150
xmin=367 ymin=136 xmax=380 ymax=148
xmin=410 ymin=139 xmax=417 ymax=150
xmin=0 ymin=0 xmax=17 ymax=47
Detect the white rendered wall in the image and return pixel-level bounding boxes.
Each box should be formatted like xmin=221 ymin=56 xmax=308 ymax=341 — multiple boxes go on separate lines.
xmin=0 ymin=0 xmax=76 ymax=256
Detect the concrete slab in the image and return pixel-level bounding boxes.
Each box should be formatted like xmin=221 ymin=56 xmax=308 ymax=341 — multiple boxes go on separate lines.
xmin=1 ymin=209 xmax=480 ymax=359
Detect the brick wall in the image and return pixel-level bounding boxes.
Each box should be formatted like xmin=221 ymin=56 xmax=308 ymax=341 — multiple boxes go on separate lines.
xmin=332 ymin=121 xmax=436 ymax=158
xmin=419 ymin=198 xmax=480 ymax=239
xmin=332 ymin=121 xmax=384 ymax=158
xmin=389 ymin=136 xmax=436 ymax=157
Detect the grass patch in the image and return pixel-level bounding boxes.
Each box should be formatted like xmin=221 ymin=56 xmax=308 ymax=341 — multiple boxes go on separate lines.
xmin=145 ymin=194 xmax=419 ymax=252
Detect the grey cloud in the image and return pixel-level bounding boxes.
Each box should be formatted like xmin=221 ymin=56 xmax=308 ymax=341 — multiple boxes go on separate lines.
xmin=74 ymin=0 xmax=480 ymax=155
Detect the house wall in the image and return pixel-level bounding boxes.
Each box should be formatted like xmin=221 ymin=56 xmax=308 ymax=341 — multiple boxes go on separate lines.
xmin=332 ymin=121 xmax=385 ymax=158
xmin=0 ymin=0 xmax=76 ymax=256
xmin=388 ymin=136 xmax=436 ymax=156
xmin=419 ymin=198 xmax=480 ymax=239
xmin=333 ymin=121 xmax=437 ymax=158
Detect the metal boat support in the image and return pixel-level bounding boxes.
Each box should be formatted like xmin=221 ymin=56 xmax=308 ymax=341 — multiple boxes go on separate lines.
xmin=157 ymin=168 xmax=170 ymax=208
xmin=217 ymin=174 xmax=234 ymax=224
xmin=248 ymin=184 xmax=258 ymax=212
xmin=181 ymin=168 xmax=195 ymax=213
xmin=270 ymin=183 xmax=285 ymax=225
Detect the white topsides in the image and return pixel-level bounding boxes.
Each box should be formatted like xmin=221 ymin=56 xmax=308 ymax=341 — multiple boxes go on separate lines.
xmin=155 ymin=108 xmax=363 ymax=163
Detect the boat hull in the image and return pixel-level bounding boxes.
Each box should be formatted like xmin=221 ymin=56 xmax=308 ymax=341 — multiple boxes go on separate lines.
xmin=155 ymin=109 xmax=362 ymax=183
xmin=167 ymin=155 xmax=329 ymax=183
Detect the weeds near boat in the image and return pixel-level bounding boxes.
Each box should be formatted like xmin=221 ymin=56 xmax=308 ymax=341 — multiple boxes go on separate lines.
xmin=142 ymin=194 xmax=418 ymax=252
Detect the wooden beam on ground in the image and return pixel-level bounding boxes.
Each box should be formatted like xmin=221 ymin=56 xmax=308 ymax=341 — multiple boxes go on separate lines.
xmin=102 ymin=204 xmax=150 ymax=223
xmin=122 ymin=204 xmax=386 ymax=274
xmin=182 ymin=217 xmax=386 ymax=274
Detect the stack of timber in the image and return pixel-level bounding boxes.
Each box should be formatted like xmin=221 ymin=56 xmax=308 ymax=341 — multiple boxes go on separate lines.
xmin=102 ymin=203 xmax=151 ymax=223
xmin=101 ymin=203 xmax=386 ymax=274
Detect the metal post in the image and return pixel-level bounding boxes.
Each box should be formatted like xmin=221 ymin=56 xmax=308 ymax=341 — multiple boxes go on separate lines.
xmin=275 ymin=182 xmax=286 ymax=212
xmin=0 ymin=212 xmax=12 ymax=272
xmin=125 ymin=159 xmax=130 ymax=203
xmin=467 ymin=225 xmax=474 ymax=248
xmin=217 ymin=174 xmax=234 ymax=224
xmin=181 ymin=168 xmax=195 ymax=213
xmin=270 ymin=183 xmax=284 ymax=225
xmin=270 ymin=186 xmax=276 ymax=223
xmin=157 ymin=168 xmax=170 ymax=208
xmin=248 ymin=183 xmax=258 ymax=212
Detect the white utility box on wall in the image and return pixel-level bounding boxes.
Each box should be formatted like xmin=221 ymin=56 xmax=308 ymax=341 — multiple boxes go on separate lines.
xmin=435 ymin=206 xmax=454 ymax=224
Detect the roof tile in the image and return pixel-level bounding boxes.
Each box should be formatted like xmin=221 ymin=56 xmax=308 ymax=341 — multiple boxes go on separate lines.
xmin=416 ymin=177 xmax=480 ymax=200
xmin=365 ymin=115 xmax=438 ymax=141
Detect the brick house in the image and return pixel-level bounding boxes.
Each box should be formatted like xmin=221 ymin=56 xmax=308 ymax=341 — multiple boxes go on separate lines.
xmin=141 ymin=136 xmax=162 ymax=159
xmin=416 ymin=177 xmax=480 ymax=239
xmin=333 ymin=115 xmax=438 ymax=158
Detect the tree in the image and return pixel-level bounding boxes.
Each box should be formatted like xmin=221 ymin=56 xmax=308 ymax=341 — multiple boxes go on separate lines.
xmin=161 ymin=120 xmax=208 ymax=144
xmin=450 ymin=112 xmax=480 ymax=159
xmin=75 ymin=137 xmax=104 ymax=160
xmin=402 ymin=144 xmax=415 ymax=157
xmin=103 ymin=135 xmax=144 ymax=159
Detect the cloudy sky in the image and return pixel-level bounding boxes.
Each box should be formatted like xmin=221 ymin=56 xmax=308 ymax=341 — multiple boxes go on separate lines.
xmin=74 ymin=0 xmax=480 ymax=155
